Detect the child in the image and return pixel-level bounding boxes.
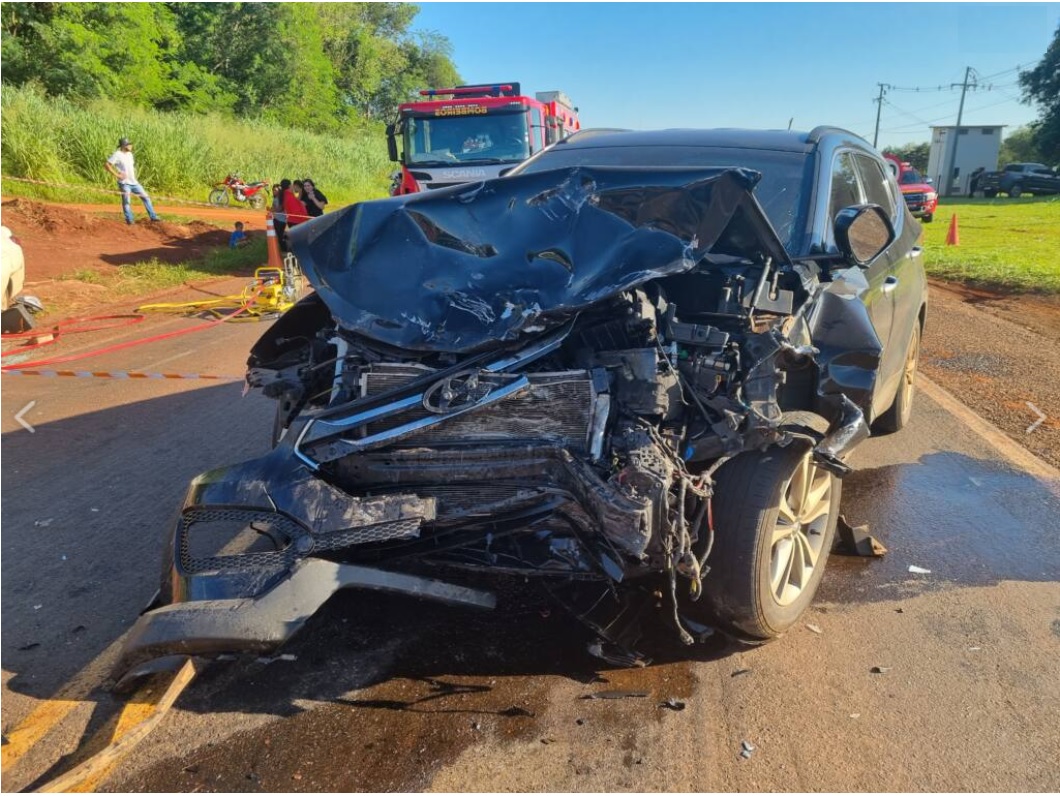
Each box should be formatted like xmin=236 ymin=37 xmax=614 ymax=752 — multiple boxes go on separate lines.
xmin=229 ymin=221 xmax=248 ymax=248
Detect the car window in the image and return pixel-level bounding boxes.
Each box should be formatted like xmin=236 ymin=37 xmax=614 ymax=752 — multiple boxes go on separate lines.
xmin=829 ymin=152 xmax=862 ymax=223
xmin=510 ymin=144 xmax=813 ymax=251
xmin=854 ymin=155 xmax=896 ymax=219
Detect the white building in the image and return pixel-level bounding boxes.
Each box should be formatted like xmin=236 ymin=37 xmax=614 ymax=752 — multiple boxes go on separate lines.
xmin=927 ymin=125 xmax=1003 ymax=196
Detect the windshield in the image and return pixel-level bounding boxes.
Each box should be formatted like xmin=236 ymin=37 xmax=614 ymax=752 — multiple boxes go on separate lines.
xmin=899 ymin=168 xmax=925 ymax=185
xmin=403 ymin=110 xmax=530 ymax=165
xmin=510 ymin=144 xmax=812 ymax=251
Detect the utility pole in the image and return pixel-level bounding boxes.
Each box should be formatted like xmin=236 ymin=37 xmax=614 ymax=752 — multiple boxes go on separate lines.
xmin=872 ymin=83 xmax=888 ymax=148
xmin=941 ymin=67 xmax=976 ymax=197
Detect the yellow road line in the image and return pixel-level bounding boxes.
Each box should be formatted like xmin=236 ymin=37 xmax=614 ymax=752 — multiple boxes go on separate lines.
xmin=37 ymin=659 xmax=198 ymax=793
xmin=1 ymin=633 xmax=128 ymax=773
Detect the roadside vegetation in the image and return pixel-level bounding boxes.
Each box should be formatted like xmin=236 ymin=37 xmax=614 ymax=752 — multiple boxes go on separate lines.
xmin=57 ymin=239 xmax=268 ymax=300
xmin=922 ymin=197 xmax=1060 ymax=293
xmin=1 ymin=87 xmax=393 ymax=206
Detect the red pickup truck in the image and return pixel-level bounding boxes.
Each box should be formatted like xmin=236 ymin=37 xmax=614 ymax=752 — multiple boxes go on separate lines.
xmin=884 ymin=155 xmax=938 ymax=223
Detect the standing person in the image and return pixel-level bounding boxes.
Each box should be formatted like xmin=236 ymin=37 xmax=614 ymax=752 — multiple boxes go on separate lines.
xmin=104 ymin=137 xmax=160 ymax=225
xmin=283 ymin=179 xmax=310 ymax=229
xmin=272 ymin=181 xmax=288 ymax=252
xmin=969 ymin=166 xmax=985 ymax=196
xmin=301 ymin=178 xmax=328 ymax=217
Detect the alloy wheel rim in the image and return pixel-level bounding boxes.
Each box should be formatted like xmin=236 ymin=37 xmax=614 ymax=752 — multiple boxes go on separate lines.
xmin=770 ymin=455 xmax=832 ymax=606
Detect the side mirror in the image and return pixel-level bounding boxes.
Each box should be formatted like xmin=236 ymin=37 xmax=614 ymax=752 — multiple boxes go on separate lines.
xmin=498 ymin=167 xmax=516 ymax=177
xmin=834 ymin=205 xmax=895 ymax=267
xmin=925 ymin=177 xmax=934 ymax=185
xmin=385 ymin=124 xmax=399 ymax=163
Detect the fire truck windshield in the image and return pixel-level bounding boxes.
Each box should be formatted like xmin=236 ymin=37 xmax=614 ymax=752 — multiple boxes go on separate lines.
xmin=403 ymin=111 xmax=530 ymax=165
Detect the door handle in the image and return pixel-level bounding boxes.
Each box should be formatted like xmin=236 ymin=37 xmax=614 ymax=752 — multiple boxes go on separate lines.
xmin=906 ymin=247 xmax=922 ymax=259
xmin=883 ymin=276 xmax=899 ymax=293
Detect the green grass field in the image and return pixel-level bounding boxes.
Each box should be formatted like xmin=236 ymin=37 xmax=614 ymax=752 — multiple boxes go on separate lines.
xmin=921 ymin=196 xmax=1060 ymax=293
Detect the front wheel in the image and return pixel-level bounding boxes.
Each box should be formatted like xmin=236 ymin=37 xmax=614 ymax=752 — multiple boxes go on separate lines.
xmin=696 ymin=442 xmax=841 ymax=640
xmin=208 ymin=188 xmax=229 ymax=207
xmin=1008 ymin=184 xmax=1023 ymax=198
xmin=921 ymin=213 xmax=933 ymax=223
xmin=984 ymin=189 xmax=998 ymax=198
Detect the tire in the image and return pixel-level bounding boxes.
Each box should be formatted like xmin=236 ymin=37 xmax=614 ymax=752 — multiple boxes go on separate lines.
xmin=874 ymin=323 xmax=920 ymax=434
xmin=208 ymin=188 xmax=229 ymax=207
xmin=921 ymin=213 xmax=933 ymax=223
xmin=695 ymin=441 xmax=841 ymax=640
xmin=984 ymin=189 xmax=998 ymax=198
xmin=1008 ymin=184 xmax=1023 ymax=198
xmin=249 ymin=192 xmax=267 ymax=211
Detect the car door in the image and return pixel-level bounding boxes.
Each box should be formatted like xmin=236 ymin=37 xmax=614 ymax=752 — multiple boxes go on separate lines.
xmin=853 ymin=153 xmax=922 ymax=413
xmin=826 ymin=151 xmax=895 ymax=419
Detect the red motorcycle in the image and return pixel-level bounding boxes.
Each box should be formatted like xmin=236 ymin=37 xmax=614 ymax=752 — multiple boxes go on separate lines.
xmin=208 ymin=174 xmax=271 ymax=210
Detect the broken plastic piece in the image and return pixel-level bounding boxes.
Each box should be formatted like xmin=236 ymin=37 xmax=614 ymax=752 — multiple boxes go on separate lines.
xmin=870 ymin=666 xmax=891 ymax=674
xmin=660 ymin=697 xmax=686 ymax=711
xmin=834 ymin=515 xmax=887 ymax=557
xmin=805 ymin=623 xmax=823 ymax=635
xmin=908 ymin=565 xmax=931 ymax=574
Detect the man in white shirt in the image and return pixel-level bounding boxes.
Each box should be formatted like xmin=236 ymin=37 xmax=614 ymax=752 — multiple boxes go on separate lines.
xmin=105 ymin=137 xmax=160 ymax=225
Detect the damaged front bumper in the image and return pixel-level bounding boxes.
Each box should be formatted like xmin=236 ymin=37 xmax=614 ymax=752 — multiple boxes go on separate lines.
xmin=117 ymin=557 xmax=494 ymax=676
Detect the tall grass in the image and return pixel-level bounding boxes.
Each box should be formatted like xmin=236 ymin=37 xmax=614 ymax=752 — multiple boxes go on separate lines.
xmin=1 ymin=85 xmax=393 ymax=206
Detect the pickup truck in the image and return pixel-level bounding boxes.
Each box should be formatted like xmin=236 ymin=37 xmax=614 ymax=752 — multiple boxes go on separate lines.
xmin=976 ymin=163 xmax=1060 ymax=197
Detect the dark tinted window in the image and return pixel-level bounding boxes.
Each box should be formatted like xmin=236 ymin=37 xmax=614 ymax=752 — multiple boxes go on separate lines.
xmin=829 ymin=152 xmax=861 ymax=222
xmin=511 ymin=144 xmax=812 ymax=250
xmin=899 ymin=168 xmax=924 ymax=185
xmin=855 ymin=155 xmax=896 ymax=219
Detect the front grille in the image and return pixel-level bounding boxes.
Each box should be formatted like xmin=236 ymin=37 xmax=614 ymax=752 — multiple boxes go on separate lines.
xmin=360 ymin=365 xmax=595 ymax=453
xmin=179 ymin=508 xmax=422 ymax=574
xmin=904 ymin=193 xmax=926 ymax=204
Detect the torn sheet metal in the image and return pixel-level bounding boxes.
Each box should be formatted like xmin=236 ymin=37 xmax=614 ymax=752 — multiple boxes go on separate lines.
xmin=288 ymin=167 xmax=789 ymax=353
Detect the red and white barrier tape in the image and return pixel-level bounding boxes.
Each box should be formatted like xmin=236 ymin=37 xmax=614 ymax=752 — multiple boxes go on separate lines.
xmin=2 ymin=369 xmax=241 ymax=381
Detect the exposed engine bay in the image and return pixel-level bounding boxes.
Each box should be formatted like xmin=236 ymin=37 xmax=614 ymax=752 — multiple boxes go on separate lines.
xmin=115 ymin=166 xmax=882 ymax=675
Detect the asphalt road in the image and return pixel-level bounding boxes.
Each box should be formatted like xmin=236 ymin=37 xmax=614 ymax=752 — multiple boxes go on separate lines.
xmin=2 ymin=302 xmax=1059 ymax=792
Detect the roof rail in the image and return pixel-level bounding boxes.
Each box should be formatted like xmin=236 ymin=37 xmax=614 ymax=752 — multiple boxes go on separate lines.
xmin=559 ymin=128 xmax=632 ymax=144
xmin=808 ymin=125 xmax=869 ymax=144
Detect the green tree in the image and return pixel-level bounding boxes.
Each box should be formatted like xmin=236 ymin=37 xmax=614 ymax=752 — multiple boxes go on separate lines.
xmin=1 ymin=3 xmax=222 ymax=109
xmin=1019 ymin=24 xmax=1060 ymax=164
xmin=883 ymin=142 xmax=930 ymax=173
xmin=998 ymin=126 xmax=1043 ymax=166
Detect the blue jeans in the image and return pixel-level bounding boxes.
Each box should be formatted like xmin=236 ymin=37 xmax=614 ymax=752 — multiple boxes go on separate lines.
xmin=118 ymin=181 xmax=159 ymax=223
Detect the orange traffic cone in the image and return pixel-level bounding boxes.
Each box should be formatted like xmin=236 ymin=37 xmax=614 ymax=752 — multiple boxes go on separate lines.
xmin=265 ymin=211 xmax=283 ymax=267
xmin=945 ymin=213 xmax=960 ymax=246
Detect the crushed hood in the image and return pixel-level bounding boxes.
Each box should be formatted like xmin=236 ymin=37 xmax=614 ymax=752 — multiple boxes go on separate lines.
xmin=289 ymin=166 xmax=791 ymax=353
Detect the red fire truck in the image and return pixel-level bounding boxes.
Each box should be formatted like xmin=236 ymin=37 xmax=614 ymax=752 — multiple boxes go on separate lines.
xmin=386 ymin=82 xmax=580 ymax=195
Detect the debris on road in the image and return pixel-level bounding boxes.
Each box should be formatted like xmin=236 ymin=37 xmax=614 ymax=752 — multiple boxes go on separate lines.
xmin=850 ymin=713 xmax=861 ymax=719
xmin=870 ymin=666 xmax=892 ymax=674
xmin=908 ymin=565 xmax=932 ymax=574
xmin=731 ymin=668 xmax=752 ymax=677
xmin=834 ymin=515 xmax=888 ymax=556
xmin=17 ymin=642 xmax=40 ymax=651
xmin=740 ymin=740 xmax=756 ymax=759
xmin=255 ymin=653 xmax=298 ymax=665
xmin=659 ymin=697 xmax=686 ymax=711
xmin=806 ymin=623 xmax=823 ymax=635
xmin=581 ymin=690 xmax=650 ymax=700
xmin=34 ymin=518 xmax=53 ymax=528
xmin=499 ymin=706 xmax=534 ymax=717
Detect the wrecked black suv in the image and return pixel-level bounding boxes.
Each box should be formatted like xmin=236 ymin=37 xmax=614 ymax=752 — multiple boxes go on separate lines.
xmin=117 ymin=127 xmax=926 ymax=675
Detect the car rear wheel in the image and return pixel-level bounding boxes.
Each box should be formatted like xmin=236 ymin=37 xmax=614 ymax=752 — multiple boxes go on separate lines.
xmin=1008 ymin=184 xmax=1023 ymax=198
xmin=696 ymin=442 xmax=841 ymax=640
xmin=984 ymin=189 xmax=998 ymax=198
xmin=874 ymin=323 xmax=920 ymax=434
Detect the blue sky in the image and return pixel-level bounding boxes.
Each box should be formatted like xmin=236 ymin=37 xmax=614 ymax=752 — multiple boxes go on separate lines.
xmin=411 ymin=2 xmax=1060 ymax=149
